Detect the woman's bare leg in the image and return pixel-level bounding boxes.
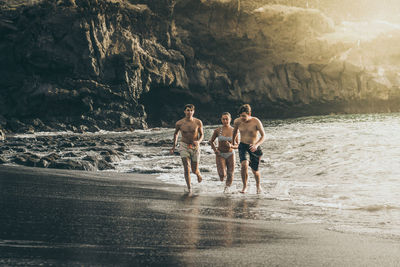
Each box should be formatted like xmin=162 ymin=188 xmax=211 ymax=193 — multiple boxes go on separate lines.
xmin=225 ymin=154 xmax=235 ymax=187
xmin=216 ymin=155 xmax=227 ymax=181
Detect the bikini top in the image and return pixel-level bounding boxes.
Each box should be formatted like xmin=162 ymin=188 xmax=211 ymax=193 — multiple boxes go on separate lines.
xmin=218 ymin=128 xmax=232 ymax=142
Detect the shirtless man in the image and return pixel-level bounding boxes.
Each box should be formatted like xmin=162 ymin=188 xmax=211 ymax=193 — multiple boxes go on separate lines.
xmin=232 ymin=104 xmax=265 ymax=194
xmin=170 ymin=104 xmax=203 ymax=193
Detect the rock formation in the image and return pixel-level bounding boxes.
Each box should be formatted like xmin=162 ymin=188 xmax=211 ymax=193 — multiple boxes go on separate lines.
xmin=1 ymin=0 xmax=169 ymax=132
xmin=0 ymin=128 xmax=5 ymax=141
xmin=170 ymin=0 xmax=400 ymax=120
xmin=1 ymin=0 xmax=400 ymax=132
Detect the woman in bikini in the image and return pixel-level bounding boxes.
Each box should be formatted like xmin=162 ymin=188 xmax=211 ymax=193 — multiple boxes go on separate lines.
xmin=209 ymin=112 xmax=238 ymax=193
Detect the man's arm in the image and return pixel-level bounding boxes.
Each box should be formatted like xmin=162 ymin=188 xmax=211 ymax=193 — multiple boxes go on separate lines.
xmin=194 ymin=119 xmax=204 ymax=146
xmin=231 ymin=132 xmax=239 ymax=149
xmin=250 ymin=118 xmax=265 ymax=152
xmin=170 ymin=122 xmax=180 ymax=154
xmin=232 ymin=118 xmax=240 ymax=146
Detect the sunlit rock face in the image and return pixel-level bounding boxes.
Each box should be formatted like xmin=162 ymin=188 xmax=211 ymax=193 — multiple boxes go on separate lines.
xmin=171 ymin=0 xmax=400 ymax=119
xmin=1 ymin=0 xmax=400 ymax=132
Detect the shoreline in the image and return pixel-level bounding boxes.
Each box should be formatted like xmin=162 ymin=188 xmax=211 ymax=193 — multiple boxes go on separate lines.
xmin=1 ymin=165 xmax=400 ymax=266
xmin=2 ymin=111 xmax=400 ymax=137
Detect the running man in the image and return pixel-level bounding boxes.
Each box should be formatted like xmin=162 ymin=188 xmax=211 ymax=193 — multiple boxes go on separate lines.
xmin=170 ymin=104 xmax=203 ymax=193
xmin=232 ymin=104 xmax=265 ymax=193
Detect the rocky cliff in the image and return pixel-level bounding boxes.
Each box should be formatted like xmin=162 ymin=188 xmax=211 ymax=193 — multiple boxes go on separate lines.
xmin=1 ymin=0 xmax=400 ymax=133
xmin=1 ymin=0 xmax=176 ymax=132
xmin=170 ymin=0 xmax=400 ymax=119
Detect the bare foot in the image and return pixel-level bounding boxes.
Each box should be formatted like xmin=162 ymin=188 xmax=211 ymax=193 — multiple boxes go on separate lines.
xmin=196 ymin=173 xmax=202 ymax=183
xmin=256 ymin=187 xmax=262 ymax=194
xmin=184 ymin=187 xmax=193 ymax=194
xmin=240 ymin=186 xmax=248 ymax=194
xmin=223 ymin=186 xmax=231 ymax=194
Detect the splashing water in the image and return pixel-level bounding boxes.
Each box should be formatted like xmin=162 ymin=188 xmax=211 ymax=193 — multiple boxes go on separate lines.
xmin=115 ymin=113 xmax=400 ymax=239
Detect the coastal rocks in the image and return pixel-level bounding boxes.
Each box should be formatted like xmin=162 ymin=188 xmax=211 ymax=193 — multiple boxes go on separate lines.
xmin=0 ymin=131 xmax=135 ymax=171
xmin=38 ymin=153 xmax=60 ymax=168
xmin=13 ymin=153 xmax=41 ymax=167
xmin=82 ymin=155 xmax=115 ymax=170
xmin=144 ymin=139 xmax=172 ymax=147
xmin=4 ymin=147 xmax=116 ymax=171
xmin=48 ymin=159 xmax=96 ymax=171
xmin=0 ymin=0 xmax=170 ymax=132
xmin=0 ymin=128 xmax=5 ymax=141
xmin=2 ymin=0 xmax=400 ymax=132
xmin=100 ymin=149 xmax=122 ymax=162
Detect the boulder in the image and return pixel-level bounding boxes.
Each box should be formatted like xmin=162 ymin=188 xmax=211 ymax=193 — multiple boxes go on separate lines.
xmin=13 ymin=153 xmax=41 ymax=167
xmin=48 ymin=159 xmax=96 ymax=171
xmin=0 ymin=156 xmax=7 ymax=164
xmin=0 ymin=128 xmax=5 ymax=141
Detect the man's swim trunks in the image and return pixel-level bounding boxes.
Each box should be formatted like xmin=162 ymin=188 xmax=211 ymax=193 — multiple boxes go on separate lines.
xmin=238 ymin=142 xmax=263 ymax=171
xmin=179 ymin=142 xmax=200 ymax=162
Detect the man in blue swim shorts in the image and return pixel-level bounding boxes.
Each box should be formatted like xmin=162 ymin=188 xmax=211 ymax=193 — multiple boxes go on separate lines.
xmin=233 ymin=104 xmax=265 ymax=194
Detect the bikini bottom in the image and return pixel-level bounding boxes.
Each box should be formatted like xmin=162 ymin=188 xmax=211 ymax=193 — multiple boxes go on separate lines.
xmin=219 ymin=151 xmax=234 ymax=159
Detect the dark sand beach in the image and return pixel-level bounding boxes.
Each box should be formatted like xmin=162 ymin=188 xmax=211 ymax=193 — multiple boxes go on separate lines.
xmin=1 ymin=165 xmax=400 ymax=266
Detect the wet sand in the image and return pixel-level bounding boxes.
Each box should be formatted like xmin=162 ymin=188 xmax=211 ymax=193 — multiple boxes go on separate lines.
xmin=1 ymin=165 xmax=399 ymax=266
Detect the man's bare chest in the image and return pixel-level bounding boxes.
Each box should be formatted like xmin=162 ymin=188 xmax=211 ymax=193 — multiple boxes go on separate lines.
xmin=181 ymin=123 xmax=198 ymax=134
xmin=239 ymin=123 xmax=257 ymax=134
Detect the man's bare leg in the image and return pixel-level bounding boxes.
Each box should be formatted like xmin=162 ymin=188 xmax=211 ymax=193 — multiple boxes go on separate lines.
xmin=240 ymin=160 xmax=248 ymax=193
xmin=191 ymin=161 xmax=202 ymax=183
xmin=182 ymin=158 xmax=192 ymax=192
xmin=252 ymin=169 xmax=262 ymax=194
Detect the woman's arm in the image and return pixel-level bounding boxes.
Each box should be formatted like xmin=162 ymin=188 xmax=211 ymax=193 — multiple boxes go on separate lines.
xmin=208 ymin=128 xmax=219 ymax=154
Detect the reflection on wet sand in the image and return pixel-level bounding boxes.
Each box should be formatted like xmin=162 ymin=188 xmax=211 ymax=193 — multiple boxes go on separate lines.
xmin=180 ymin=194 xmax=200 ymax=250
xmin=178 ymin=194 xmax=200 ymax=266
xmin=176 ymin=194 xmax=263 ymax=250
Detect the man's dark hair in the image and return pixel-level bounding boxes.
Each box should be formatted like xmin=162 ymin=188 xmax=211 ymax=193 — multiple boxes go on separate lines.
xmin=221 ymin=112 xmax=231 ymax=118
xmin=238 ymin=104 xmax=251 ymax=115
xmin=184 ymin=104 xmax=195 ymax=111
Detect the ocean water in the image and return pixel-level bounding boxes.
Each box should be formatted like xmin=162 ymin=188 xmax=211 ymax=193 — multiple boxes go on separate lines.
xmin=112 ymin=113 xmax=400 ymax=239
xmin=8 ymin=113 xmax=400 ymax=240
